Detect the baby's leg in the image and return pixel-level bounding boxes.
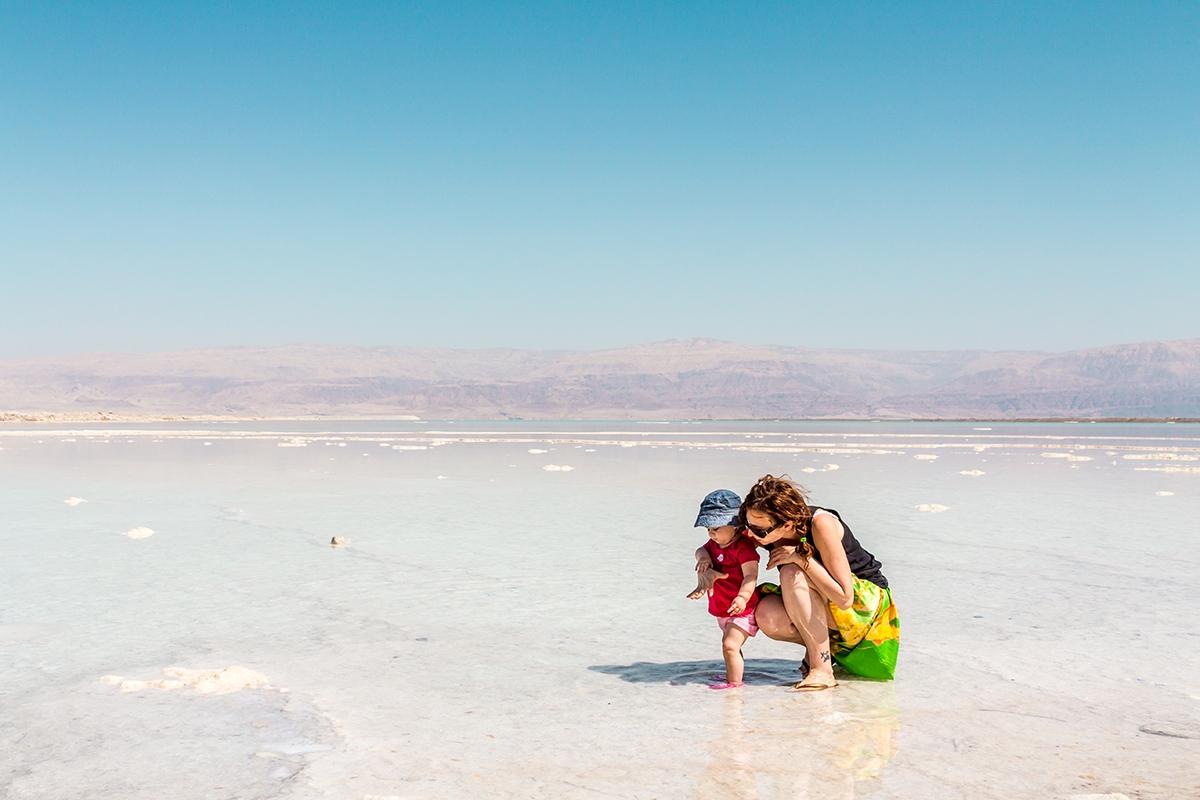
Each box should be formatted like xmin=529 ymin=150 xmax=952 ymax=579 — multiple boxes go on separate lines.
xmin=687 ymin=567 xmax=725 ymax=600
xmin=721 ymin=623 xmax=751 ymax=684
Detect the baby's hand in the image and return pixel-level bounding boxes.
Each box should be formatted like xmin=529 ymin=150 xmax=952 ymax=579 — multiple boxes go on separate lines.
xmin=727 ymin=597 xmax=747 ymax=615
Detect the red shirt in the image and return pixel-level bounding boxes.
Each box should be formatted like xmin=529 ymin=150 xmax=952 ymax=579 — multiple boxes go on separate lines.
xmin=702 ymin=535 xmax=760 ymax=618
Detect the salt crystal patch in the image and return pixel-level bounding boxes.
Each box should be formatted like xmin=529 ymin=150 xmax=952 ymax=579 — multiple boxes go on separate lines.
xmin=528 ymin=448 xmax=548 ymax=454
xmin=1066 ymin=795 xmax=1132 ymax=800
xmin=99 ymin=675 xmax=123 ymax=685
xmin=543 ymin=465 xmax=574 ymax=472
xmin=959 ymin=470 xmax=985 ymax=476
xmin=436 ymin=475 xmax=449 ymax=480
xmin=1156 ymin=491 xmax=1174 ymax=496
xmin=392 ymin=445 xmax=428 ymax=450
xmin=111 ymin=666 xmax=272 ymax=695
xmin=913 ymin=454 xmax=938 ymax=461
xmin=914 ymin=504 xmax=949 ymax=513
xmin=1042 ymin=452 xmax=1071 ymax=458
xmin=123 ymin=527 xmax=155 ymax=539
xmin=63 ymin=497 xmax=86 ymax=506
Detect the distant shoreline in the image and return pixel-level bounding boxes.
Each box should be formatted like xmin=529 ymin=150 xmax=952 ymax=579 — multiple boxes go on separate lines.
xmin=2 ymin=411 xmax=1196 ymax=425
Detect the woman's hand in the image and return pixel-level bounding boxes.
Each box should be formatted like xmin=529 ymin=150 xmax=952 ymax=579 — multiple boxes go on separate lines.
xmin=766 ymin=545 xmax=804 ymax=571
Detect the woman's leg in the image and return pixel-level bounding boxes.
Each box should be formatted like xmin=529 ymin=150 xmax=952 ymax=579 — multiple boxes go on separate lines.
xmin=753 ymin=595 xmax=804 ymax=643
xmin=721 ymin=623 xmax=751 ymax=684
xmin=778 ymin=564 xmax=837 ymax=686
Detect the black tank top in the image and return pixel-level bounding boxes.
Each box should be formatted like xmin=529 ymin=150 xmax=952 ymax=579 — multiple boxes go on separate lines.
xmin=809 ymin=507 xmax=888 ymax=589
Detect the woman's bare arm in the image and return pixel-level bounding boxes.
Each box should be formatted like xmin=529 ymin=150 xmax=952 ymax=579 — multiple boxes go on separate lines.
xmin=765 ymin=515 xmax=854 ymax=609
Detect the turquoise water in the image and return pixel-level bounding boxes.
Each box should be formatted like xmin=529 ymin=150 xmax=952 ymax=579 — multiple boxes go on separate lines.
xmin=2 ymin=422 xmax=1198 ymax=799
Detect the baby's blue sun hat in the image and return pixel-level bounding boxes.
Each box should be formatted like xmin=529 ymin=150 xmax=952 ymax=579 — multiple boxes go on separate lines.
xmin=694 ymin=489 xmax=743 ymax=528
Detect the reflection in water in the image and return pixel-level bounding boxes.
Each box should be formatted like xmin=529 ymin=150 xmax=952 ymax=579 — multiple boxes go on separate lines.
xmin=697 ymin=679 xmax=898 ymax=799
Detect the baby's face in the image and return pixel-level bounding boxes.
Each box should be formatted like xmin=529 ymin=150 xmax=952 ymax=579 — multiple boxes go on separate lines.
xmin=706 ymin=525 xmax=739 ymax=547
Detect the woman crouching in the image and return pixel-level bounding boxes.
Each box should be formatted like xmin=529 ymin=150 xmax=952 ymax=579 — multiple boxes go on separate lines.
xmin=740 ymin=475 xmax=899 ymax=690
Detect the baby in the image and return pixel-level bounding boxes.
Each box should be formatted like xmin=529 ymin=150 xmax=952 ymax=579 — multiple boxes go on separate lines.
xmin=687 ymin=489 xmax=760 ymax=690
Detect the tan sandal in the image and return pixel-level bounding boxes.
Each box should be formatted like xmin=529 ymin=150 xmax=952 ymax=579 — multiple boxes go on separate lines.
xmin=790 ymin=678 xmax=837 ymax=692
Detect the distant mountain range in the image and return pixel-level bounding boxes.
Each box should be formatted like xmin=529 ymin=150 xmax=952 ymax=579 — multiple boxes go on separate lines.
xmin=1 ymin=338 xmax=1198 ymax=420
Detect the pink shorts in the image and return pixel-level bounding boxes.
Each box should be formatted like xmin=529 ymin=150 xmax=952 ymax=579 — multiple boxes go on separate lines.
xmin=717 ymin=613 xmax=759 ymax=637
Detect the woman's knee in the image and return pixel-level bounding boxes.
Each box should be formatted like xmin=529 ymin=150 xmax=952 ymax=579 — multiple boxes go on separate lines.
xmin=779 ymin=563 xmax=810 ymax=590
xmin=753 ymin=596 xmax=798 ymax=641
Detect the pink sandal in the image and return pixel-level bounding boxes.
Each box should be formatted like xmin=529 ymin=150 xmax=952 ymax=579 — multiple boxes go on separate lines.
xmin=709 ymin=681 xmax=744 ymax=691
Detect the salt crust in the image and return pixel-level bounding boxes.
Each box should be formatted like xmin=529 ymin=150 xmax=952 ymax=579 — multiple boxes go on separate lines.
xmin=914 ymin=504 xmax=950 ymax=513
xmin=543 ymin=464 xmax=573 ymax=471
xmin=101 ymin=666 xmax=271 ymax=694
xmin=800 ymin=464 xmax=840 ymax=473
xmin=1123 ymin=453 xmax=1197 ymax=460
xmin=959 ymin=470 xmax=985 ymax=476
xmin=1042 ymin=453 xmax=1092 ymax=461
xmin=528 ymin=448 xmax=548 ymax=453
xmin=1155 ymin=491 xmax=1174 ymax=496
xmin=63 ymin=497 xmax=86 ymax=506
xmin=914 ymin=454 xmax=938 ymax=460
xmin=123 ymin=527 xmax=154 ymax=539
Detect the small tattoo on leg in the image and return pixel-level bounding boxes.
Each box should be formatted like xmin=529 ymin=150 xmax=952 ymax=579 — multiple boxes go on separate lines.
xmin=820 ymin=651 xmax=831 ymax=663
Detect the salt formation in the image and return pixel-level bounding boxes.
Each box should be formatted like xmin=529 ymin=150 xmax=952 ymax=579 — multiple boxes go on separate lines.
xmin=528 ymin=448 xmax=548 ymax=454
xmin=543 ymin=464 xmax=574 ymax=471
xmin=913 ymin=454 xmax=938 ymax=460
xmin=123 ymin=527 xmax=155 ymax=539
xmin=63 ymin=497 xmax=86 ymax=506
xmin=1156 ymin=491 xmax=1175 ymax=496
xmin=959 ymin=470 xmax=985 ymax=476
xmin=914 ymin=504 xmax=949 ymax=513
xmin=102 ymin=666 xmax=270 ymax=694
xmin=331 ymin=536 xmax=351 ymax=547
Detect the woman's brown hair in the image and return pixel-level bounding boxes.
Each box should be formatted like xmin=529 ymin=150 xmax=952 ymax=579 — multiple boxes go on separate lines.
xmin=741 ymin=474 xmax=814 ymax=562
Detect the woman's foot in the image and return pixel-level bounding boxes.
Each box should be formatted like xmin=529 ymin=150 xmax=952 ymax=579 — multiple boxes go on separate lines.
xmin=791 ymin=670 xmax=837 ymax=691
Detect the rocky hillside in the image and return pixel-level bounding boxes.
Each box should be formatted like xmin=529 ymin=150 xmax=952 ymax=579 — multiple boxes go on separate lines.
xmin=1 ymin=338 xmax=1197 ymax=419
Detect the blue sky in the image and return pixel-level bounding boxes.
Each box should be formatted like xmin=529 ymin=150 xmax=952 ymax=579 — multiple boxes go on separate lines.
xmin=2 ymin=1 xmax=1197 ymax=356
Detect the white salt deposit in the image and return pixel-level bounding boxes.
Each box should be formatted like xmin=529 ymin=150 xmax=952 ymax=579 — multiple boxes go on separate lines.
xmin=1156 ymin=491 xmax=1174 ymax=496
xmin=122 ymin=527 xmax=154 ymax=539
xmin=391 ymin=445 xmax=427 ymax=450
xmin=914 ymin=503 xmax=950 ymax=512
xmin=542 ymin=464 xmax=574 ymax=471
xmin=107 ymin=666 xmax=270 ymax=694
xmin=331 ymin=536 xmax=351 ymax=547
xmin=528 ymin=448 xmax=548 ymax=454
xmin=913 ymin=454 xmax=938 ymax=460
xmin=1135 ymin=466 xmax=1200 ymax=473
xmin=1123 ymin=453 xmax=1197 ymax=461
xmin=63 ymin=497 xmax=86 ymax=506
xmin=959 ymin=470 xmax=986 ymax=476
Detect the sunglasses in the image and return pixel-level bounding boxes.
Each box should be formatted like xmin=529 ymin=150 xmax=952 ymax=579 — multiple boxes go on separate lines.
xmin=741 ymin=520 xmax=784 ymax=538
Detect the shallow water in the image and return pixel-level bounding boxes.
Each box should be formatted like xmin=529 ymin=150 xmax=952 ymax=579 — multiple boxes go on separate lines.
xmin=2 ymin=421 xmax=1198 ymax=799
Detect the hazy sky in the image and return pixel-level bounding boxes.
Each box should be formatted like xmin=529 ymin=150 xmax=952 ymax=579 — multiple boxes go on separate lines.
xmin=2 ymin=2 xmax=1197 ymax=357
